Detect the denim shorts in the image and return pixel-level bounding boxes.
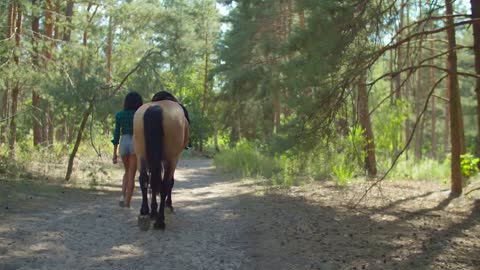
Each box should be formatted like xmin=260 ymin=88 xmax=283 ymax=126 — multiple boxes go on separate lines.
xmin=119 ymin=134 xmax=135 ymax=156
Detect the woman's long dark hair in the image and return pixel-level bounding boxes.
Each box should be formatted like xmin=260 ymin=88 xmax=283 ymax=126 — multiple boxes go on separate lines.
xmin=124 ymin=91 xmax=143 ymax=111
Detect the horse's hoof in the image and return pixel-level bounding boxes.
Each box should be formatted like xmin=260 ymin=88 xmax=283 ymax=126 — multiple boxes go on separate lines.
xmin=150 ymin=211 xmax=158 ymax=220
xmin=138 ymin=215 xmax=150 ymax=231
xmin=167 ymin=206 xmax=175 ymax=214
xmin=153 ymin=221 xmax=166 ymax=230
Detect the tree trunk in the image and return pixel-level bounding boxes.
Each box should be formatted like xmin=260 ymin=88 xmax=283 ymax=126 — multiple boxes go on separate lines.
xmin=357 ymin=71 xmax=377 ymax=177
xmin=32 ymin=0 xmax=42 ymax=146
xmin=1 ymin=86 xmax=8 ymax=143
xmin=47 ymin=103 xmax=54 ymax=145
xmin=430 ymin=20 xmax=437 ymax=159
xmin=414 ymin=71 xmax=423 ymax=161
xmin=37 ymin=0 xmax=55 ymax=145
xmin=202 ymin=32 xmax=209 ymax=114
xmin=298 ymin=8 xmax=305 ymax=29
xmin=394 ymin=0 xmax=405 ymax=100
xmin=65 ymin=103 xmax=93 ymax=181
xmin=9 ymin=86 xmax=19 ymax=159
xmin=390 ymin=49 xmax=395 ymax=105
xmin=214 ymin=128 xmax=220 ymax=152
xmin=444 ymin=80 xmax=450 ymax=154
xmin=273 ymin=94 xmax=281 ymax=133
xmin=53 ymin=0 xmax=60 ymax=46
xmin=414 ymin=22 xmax=425 ymax=161
xmin=404 ymin=0 xmax=411 ymax=160
xmin=445 ymin=0 xmax=466 ymax=196
xmin=2 ymin=2 xmax=15 ymax=143
xmin=45 ymin=0 xmax=54 ymax=61
xmin=106 ymin=15 xmax=113 ymax=83
xmin=80 ymin=3 xmax=92 ymax=70
xmin=63 ymin=1 xmax=74 ymax=42
xmin=471 ymin=0 xmax=480 ymax=159
xmin=9 ymin=4 xmax=22 ymax=159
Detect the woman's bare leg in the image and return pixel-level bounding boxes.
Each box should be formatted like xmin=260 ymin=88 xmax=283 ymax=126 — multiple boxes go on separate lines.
xmin=121 ymin=155 xmax=129 ymax=201
xmin=125 ymin=154 xmax=137 ymax=207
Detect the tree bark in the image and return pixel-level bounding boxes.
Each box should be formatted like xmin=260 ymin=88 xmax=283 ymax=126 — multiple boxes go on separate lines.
xmin=414 ymin=20 xmax=425 ymax=161
xmin=32 ymin=0 xmax=42 ymax=146
xmin=445 ymin=0 xmax=466 ymax=196
xmin=298 ymin=8 xmax=305 ymax=29
xmin=414 ymin=71 xmax=423 ymax=161
xmin=45 ymin=0 xmax=54 ymax=61
xmin=394 ymin=0 xmax=405 ymax=100
xmin=53 ymin=0 xmax=60 ymax=46
xmin=106 ymin=15 xmax=114 ymax=83
xmin=471 ymin=0 xmax=480 ymax=159
xmin=1 ymin=2 xmax=15 ymax=143
xmin=1 ymin=86 xmax=8 ymax=143
xmin=63 ymin=1 xmax=74 ymax=42
xmin=202 ymin=32 xmax=209 ymax=114
xmin=9 ymin=3 xmax=22 ymax=159
xmin=357 ymin=71 xmax=377 ymax=177
xmin=429 ymin=20 xmax=437 ymax=159
xmin=444 ymin=79 xmax=450 ymax=154
xmin=404 ymin=0 xmax=411 ymax=160
xmin=47 ymin=102 xmax=54 ymax=145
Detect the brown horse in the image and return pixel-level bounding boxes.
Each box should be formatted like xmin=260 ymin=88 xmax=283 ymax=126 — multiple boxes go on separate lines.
xmin=133 ymin=99 xmax=189 ymax=230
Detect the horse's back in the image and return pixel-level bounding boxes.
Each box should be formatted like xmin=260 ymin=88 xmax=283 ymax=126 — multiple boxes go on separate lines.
xmin=133 ymin=100 xmax=188 ymax=162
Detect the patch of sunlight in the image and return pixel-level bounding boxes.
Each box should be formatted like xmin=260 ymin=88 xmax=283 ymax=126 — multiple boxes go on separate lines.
xmin=30 ymin=242 xmax=63 ymax=252
xmin=0 ymin=227 xmax=12 ymax=233
xmin=221 ymin=212 xmax=240 ymax=221
xmin=369 ymin=213 xmax=399 ymax=222
xmin=94 ymin=244 xmax=143 ymax=261
xmin=183 ymin=202 xmax=220 ymax=212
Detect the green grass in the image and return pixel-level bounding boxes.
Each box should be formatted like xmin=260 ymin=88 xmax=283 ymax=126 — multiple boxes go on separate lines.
xmin=213 ymin=141 xmax=279 ymax=179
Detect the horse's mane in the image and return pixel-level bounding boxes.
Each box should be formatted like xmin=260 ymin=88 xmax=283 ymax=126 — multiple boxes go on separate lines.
xmin=151 ymin=91 xmax=178 ymax=103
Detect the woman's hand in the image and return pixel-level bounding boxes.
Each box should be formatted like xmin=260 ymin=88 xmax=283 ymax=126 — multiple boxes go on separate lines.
xmin=112 ymin=154 xmax=118 ymax=164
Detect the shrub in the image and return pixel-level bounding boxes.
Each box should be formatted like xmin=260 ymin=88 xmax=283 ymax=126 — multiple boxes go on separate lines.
xmin=389 ymin=158 xmax=450 ymax=182
xmin=460 ymin=153 xmax=479 ymax=178
xmin=213 ymin=140 xmax=278 ymax=178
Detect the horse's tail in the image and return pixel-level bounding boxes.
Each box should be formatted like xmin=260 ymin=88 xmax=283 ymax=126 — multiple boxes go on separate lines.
xmin=144 ymin=105 xmax=164 ymax=193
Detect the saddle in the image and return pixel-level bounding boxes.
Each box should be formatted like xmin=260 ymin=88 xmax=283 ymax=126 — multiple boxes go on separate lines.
xmin=151 ymin=91 xmax=191 ymax=125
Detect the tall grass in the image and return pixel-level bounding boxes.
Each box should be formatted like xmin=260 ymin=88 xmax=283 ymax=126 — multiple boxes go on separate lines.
xmin=213 ymin=141 xmax=279 ymax=179
xmin=387 ymin=158 xmax=450 ymax=182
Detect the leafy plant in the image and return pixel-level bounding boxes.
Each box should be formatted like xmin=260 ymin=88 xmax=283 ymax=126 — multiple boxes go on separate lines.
xmin=332 ymin=163 xmax=354 ymax=186
xmin=460 ymin=153 xmax=480 ymax=178
xmin=213 ymin=140 xmax=279 ymax=178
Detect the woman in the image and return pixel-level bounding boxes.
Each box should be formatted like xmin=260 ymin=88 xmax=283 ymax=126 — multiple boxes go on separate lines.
xmin=112 ymin=91 xmax=143 ymax=208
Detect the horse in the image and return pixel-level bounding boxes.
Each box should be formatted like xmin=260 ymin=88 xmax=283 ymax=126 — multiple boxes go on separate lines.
xmin=133 ymin=97 xmax=189 ymax=230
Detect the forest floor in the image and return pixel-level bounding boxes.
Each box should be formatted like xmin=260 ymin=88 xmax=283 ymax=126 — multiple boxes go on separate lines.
xmin=1 ymin=159 xmax=479 ymax=270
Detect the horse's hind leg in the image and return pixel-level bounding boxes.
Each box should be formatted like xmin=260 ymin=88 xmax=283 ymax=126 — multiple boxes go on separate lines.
xmin=164 ymin=160 xmax=176 ymax=212
xmin=150 ymin=165 xmax=159 ymax=219
xmin=138 ymin=161 xmax=151 ymax=231
xmin=139 ymin=161 xmax=149 ymax=215
xmin=166 ymin=176 xmax=174 ymax=212
xmin=150 ymin=190 xmax=158 ymax=219
xmin=154 ymin=178 xmax=169 ymax=230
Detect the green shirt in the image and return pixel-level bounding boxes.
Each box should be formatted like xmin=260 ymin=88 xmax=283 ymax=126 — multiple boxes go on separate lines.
xmin=111 ymin=110 xmax=135 ymax=145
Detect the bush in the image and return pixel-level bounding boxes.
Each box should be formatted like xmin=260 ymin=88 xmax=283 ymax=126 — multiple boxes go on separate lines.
xmin=389 ymin=158 xmax=450 ymax=182
xmin=460 ymin=153 xmax=479 ymax=178
xmin=213 ymin=140 xmax=278 ymax=178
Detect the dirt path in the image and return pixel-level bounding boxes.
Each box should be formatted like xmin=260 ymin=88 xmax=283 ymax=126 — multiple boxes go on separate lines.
xmin=1 ymin=159 xmax=480 ymax=270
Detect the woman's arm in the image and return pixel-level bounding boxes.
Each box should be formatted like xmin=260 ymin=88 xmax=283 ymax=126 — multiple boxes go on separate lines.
xmin=112 ymin=112 xmax=121 ymax=164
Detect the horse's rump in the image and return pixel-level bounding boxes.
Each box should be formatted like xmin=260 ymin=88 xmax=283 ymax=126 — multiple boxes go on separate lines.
xmin=133 ymin=100 xmax=189 ymax=168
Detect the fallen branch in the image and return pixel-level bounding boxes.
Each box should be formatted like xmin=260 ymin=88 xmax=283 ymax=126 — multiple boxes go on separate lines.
xmin=465 ymin=186 xmax=480 ymax=196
